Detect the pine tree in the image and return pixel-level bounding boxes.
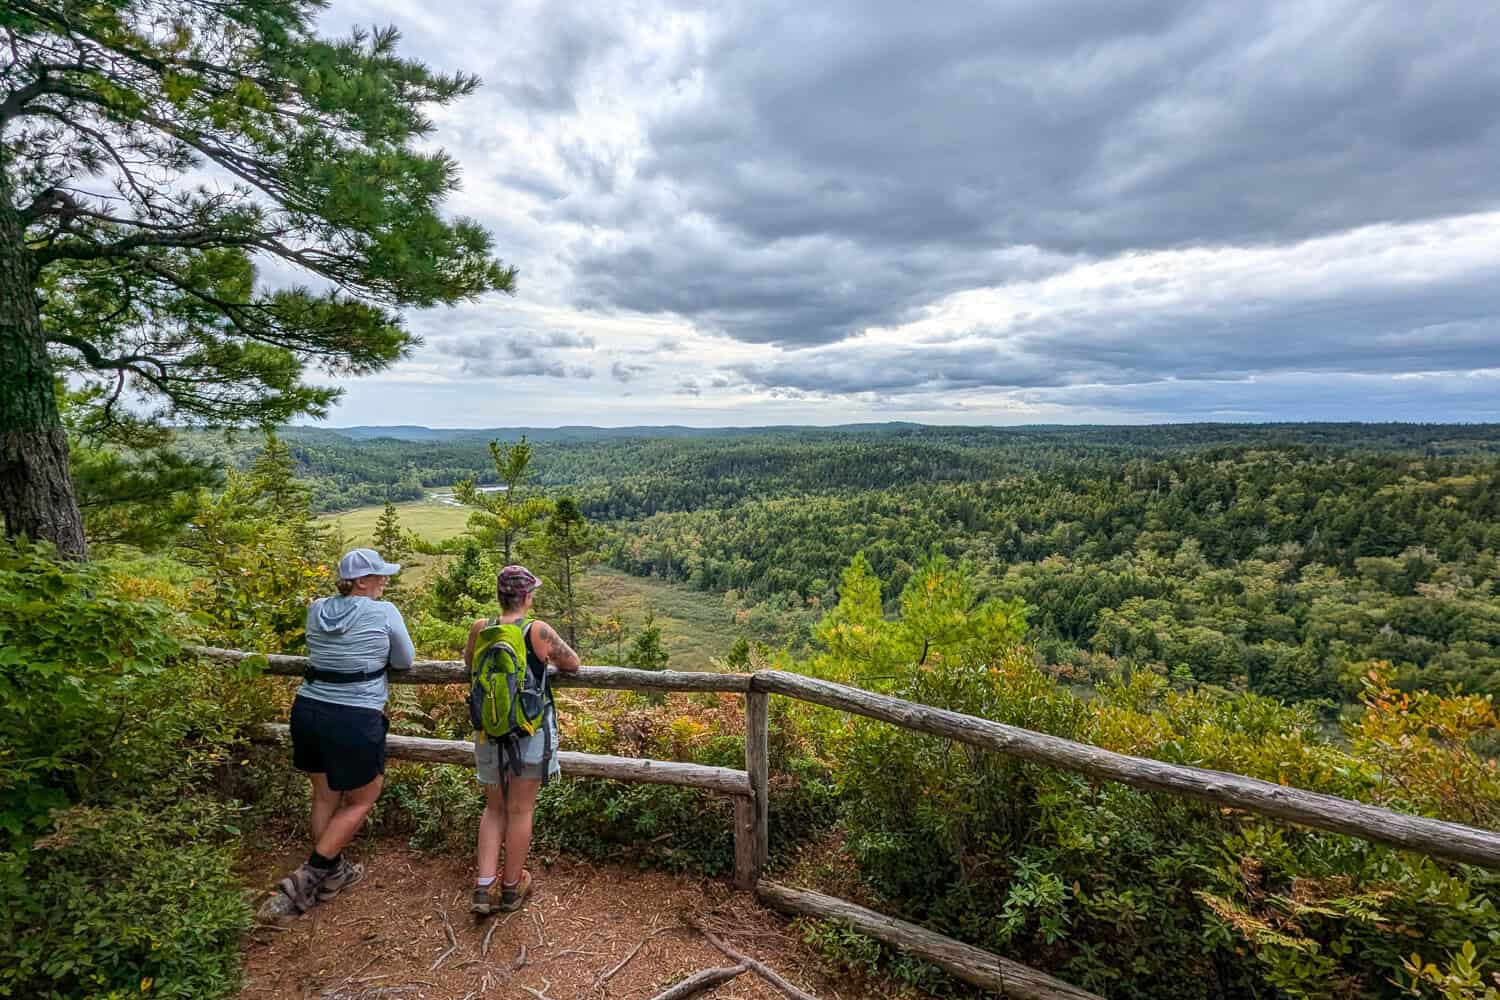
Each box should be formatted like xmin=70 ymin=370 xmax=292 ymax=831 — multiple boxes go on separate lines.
xmin=626 ymin=609 xmax=669 ymax=672
xmin=1 ymin=2 xmax=516 ymax=557
xmin=245 ymin=432 xmax=321 ymax=549
xmin=430 ymin=541 xmax=488 ymax=615
xmin=455 ymin=437 xmax=551 ymax=563
xmin=373 ymin=499 xmax=412 ymax=563
xmin=368 ymin=497 xmax=414 ymax=600
xmin=536 ymin=496 xmax=600 ymax=649
xmin=246 ymin=433 xmax=310 ymax=523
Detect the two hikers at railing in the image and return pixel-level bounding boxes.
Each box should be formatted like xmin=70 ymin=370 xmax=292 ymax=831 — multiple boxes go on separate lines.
xmin=260 ymin=551 xmax=580 ymax=922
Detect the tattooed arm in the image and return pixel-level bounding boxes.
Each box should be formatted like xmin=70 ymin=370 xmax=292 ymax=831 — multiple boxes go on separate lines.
xmin=531 ymin=620 xmax=581 ymax=673
xmin=463 ymin=619 xmax=486 ymax=669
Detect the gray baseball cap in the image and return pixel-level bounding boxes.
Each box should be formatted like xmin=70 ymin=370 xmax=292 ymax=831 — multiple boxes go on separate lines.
xmin=338 ymin=547 xmax=401 ymax=579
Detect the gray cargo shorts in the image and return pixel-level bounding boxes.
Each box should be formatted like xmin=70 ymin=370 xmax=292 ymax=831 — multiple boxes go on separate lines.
xmin=475 ymin=707 xmax=560 ymax=784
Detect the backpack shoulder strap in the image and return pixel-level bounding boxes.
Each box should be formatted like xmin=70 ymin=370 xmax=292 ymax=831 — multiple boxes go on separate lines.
xmin=520 ymin=619 xmax=553 ymax=700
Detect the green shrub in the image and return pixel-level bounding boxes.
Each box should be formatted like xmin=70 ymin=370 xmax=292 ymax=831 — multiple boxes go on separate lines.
xmin=375 ymin=762 xmax=484 ymax=852
xmin=813 ymin=558 xmax=1500 ymax=999
xmin=796 ymin=916 xmax=959 ymax=996
xmin=0 ymin=540 xmax=267 ymax=1000
xmin=0 ymin=798 xmax=250 ymax=1000
xmin=535 ymin=778 xmax=736 ymax=873
xmin=830 ymin=652 xmax=1500 ymax=998
xmin=0 ymin=541 xmax=184 ymax=837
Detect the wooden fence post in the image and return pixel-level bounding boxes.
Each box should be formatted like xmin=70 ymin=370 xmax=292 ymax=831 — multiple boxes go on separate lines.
xmin=746 ymin=690 xmax=770 ymax=872
xmin=732 ymin=795 xmax=757 ymax=890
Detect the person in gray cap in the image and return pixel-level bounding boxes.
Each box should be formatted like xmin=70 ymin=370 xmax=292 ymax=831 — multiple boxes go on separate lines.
xmin=467 ymin=564 xmax=580 ymax=915
xmin=260 ymin=547 xmax=414 ymax=919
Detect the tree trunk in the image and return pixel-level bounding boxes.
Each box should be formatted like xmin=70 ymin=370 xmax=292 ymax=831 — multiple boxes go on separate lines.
xmin=561 ymin=553 xmax=577 ymax=647
xmin=0 ymin=201 xmax=87 ymax=559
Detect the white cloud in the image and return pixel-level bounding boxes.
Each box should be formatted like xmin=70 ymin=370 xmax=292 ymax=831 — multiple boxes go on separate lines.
xmin=307 ymin=0 xmax=1500 ymax=425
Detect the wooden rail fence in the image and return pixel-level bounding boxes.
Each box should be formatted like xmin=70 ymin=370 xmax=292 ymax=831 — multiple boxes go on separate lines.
xmin=195 ymin=645 xmax=1500 ymax=1000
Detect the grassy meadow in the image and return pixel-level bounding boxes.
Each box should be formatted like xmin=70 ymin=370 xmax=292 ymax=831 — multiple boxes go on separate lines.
xmin=585 ymin=566 xmax=751 ymax=670
xmin=321 ymin=501 xmax=750 ymax=670
xmin=323 ymin=498 xmax=472 ymax=547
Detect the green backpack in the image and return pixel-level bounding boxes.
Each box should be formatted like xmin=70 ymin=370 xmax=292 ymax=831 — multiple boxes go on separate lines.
xmin=467 ymin=618 xmax=549 ymax=742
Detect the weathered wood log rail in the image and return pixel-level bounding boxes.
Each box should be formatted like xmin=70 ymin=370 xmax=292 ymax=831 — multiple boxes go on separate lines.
xmin=194 ymin=644 xmax=1500 ymax=1000
xmin=254 ymin=724 xmax=753 ymax=795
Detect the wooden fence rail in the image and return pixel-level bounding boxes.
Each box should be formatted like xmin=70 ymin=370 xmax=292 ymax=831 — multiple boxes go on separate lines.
xmin=195 ymin=645 xmax=751 ymax=691
xmin=750 ymin=670 xmax=1500 ymax=870
xmin=254 ymin=724 xmax=753 ymax=795
xmin=757 ymin=882 xmax=1101 ymax=1000
xmin=196 ymin=644 xmax=1500 ymax=999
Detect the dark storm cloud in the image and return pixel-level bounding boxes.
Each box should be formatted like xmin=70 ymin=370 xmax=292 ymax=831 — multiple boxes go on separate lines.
xmin=659 ymin=0 xmax=1500 ymax=251
xmin=730 ymin=218 xmax=1500 ymax=396
xmin=560 ymin=0 xmax=1500 ymax=349
xmin=570 ymin=232 xmax=1070 ymax=345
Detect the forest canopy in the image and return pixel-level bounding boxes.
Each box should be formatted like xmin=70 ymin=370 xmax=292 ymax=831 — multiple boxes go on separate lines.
xmin=189 ymin=422 xmax=1500 ymax=701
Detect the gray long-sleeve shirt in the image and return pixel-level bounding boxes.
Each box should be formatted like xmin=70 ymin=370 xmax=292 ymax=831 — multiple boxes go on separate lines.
xmin=295 ymin=596 xmax=415 ymax=711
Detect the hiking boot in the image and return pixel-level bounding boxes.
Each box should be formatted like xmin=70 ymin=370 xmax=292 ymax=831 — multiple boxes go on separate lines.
xmin=471 ymin=879 xmax=503 ymax=916
xmin=256 ymin=889 xmax=301 ymax=923
xmin=498 ymin=869 xmax=532 ymax=912
xmin=316 ymin=858 xmax=365 ymax=901
xmin=260 ymin=863 xmax=327 ymax=920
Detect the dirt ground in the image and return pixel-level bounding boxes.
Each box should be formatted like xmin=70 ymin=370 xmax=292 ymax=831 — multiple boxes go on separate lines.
xmin=239 ymin=843 xmax=871 ymax=1000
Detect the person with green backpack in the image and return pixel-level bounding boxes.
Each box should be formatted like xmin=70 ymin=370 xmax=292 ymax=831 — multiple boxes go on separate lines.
xmin=465 ymin=564 xmax=580 ymax=914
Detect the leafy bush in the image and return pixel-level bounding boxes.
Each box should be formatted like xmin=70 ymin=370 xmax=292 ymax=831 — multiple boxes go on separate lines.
xmin=0 ymin=799 xmax=250 ymax=1000
xmin=0 ymin=541 xmax=185 ymax=837
xmin=0 ymin=540 xmax=262 ymax=999
xmin=376 ymin=762 xmax=484 ymax=853
xmin=813 ymin=557 xmax=1500 ymax=999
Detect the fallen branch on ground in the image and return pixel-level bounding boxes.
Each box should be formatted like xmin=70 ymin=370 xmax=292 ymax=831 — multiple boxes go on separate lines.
xmin=481 ymin=910 xmax=517 ymax=958
xmin=430 ymin=906 xmax=459 ymax=972
xmin=519 ymin=978 xmax=556 ymax=1000
xmin=689 ymin=918 xmax=819 ymax=1000
xmin=598 ymin=921 xmax=672 ymax=985
xmin=648 ymin=965 xmax=749 ymax=1000
xmin=335 ymin=950 xmax=387 ymax=989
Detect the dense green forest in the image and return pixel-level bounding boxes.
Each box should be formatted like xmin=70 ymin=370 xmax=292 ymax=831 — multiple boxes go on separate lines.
xmin=201 ymin=424 xmax=1500 ymax=702
xmin=603 ymin=448 xmax=1500 ymax=700
xmin=185 ymin=421 xmax=1500 ymax=513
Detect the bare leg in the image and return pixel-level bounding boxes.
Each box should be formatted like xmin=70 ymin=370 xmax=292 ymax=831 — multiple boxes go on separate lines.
xmin=477 ymin=783 xmax=508 ymax=880
xmin=502 ymin=777 xmax=542 ymax=884
xmin=314 ymin=775 xmax=383 ymax=858
xmin=309 ymin=773 xmax=340 ymax=842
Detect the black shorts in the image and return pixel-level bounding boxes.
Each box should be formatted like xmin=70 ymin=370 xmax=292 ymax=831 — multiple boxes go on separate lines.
xmin=289 ymin=695 xmax=389 ymax=791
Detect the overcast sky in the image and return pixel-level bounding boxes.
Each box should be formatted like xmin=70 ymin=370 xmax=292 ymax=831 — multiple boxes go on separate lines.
xmin=314 ymin=0 xmax=1500 ymax=427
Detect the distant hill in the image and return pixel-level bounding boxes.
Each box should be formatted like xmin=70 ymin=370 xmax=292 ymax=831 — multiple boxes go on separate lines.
xmin=288 ymin=421 xmax=1500 ymax=451
xmin=292 ymin=423 xmax=927 ymax=443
